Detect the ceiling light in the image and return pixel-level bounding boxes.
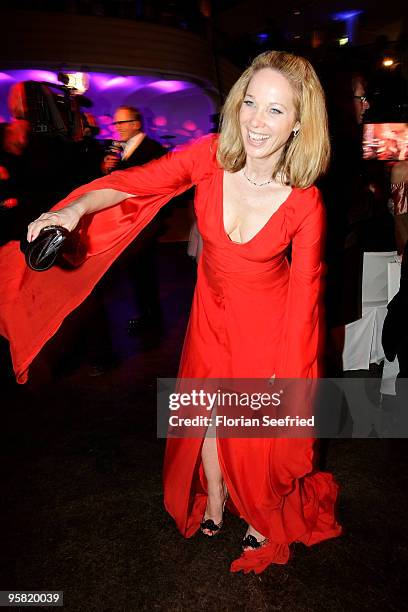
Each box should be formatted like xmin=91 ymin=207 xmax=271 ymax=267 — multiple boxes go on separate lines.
xmin=382 ymin=58 xmax=394 ymax=67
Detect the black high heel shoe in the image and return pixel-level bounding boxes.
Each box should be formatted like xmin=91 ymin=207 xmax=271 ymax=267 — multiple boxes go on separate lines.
xmin=242 ymin=533 xmax=268 ymax=550
xmin=200 ymin=492 xmax=228 ymax=537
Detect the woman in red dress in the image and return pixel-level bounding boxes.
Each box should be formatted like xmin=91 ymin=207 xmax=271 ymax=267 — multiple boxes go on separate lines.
xmin=1 ymin=51 xmax=342 ymax=573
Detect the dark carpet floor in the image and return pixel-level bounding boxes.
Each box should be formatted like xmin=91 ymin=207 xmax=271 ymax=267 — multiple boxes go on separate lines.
xmin=1 ymin=243 xmax=407 ymax=611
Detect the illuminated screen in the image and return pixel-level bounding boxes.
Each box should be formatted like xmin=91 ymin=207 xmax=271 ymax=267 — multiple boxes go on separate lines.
xmin=363 ymin=123 xmax=408 ymax=161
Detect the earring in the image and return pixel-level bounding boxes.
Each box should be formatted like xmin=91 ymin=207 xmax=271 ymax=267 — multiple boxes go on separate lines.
xmin=293 ymin=129 xmax=299 ymax=136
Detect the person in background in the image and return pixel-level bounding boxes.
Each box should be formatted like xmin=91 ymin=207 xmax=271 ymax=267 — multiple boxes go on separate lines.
xmin=0 ymin=82 xmax=79 ymax=245
xmin=102 ymin=105 xmax=165 ymax=174
xmin=319 ymin=70 xmax=370 ymax=372
xmin=352 ymin=74 xmax=370 ymax=126
xmin=102 ymin=105 xmax=166 ymax=339
xmin=320 ymin=67 xmax=395 ymax=373
xmin=0 ymin=119 xmax=29 ymax=210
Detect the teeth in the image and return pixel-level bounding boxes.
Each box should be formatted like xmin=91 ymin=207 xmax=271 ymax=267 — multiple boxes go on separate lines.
xmin=248 ymin=131 xmax=269 ymax=141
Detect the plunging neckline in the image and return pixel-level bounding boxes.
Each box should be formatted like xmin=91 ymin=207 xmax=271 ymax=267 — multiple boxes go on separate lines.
xmin=220 ymin=170 xmax=295 ymax=246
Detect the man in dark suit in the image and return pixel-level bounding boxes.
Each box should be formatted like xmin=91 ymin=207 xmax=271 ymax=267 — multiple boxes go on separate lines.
xmin=102 ymin=105 xmax=166 ymax=339
xmin=102 ymin=105 xmax=165 ymax=174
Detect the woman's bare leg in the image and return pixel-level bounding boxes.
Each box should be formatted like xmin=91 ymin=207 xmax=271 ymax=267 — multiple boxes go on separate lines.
xmin=201 ymin=438 xmax=266 ymax=544
xmin=201 ymin=436 xmax=227 ymax=533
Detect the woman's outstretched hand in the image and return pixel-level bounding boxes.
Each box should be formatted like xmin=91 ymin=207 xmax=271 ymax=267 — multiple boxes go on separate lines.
xmin=27 ymin=189 xmax=135 ymax=242
xmin=27 ymin=206 xmax=82 ymax=243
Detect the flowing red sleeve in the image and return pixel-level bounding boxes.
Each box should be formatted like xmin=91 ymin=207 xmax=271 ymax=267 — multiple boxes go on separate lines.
xmin=0 ymin=135 xmax=217 ymax=383
xmin=276 ymin=187 xmax=326 ymax=378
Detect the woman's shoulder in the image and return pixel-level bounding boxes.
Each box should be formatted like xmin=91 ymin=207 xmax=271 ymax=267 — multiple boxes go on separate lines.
xmin=180 ymin=133 xmax=220 ymax=181
xmin=292 ymin=184 xmax=324 ymax=216
xmin=187 ymin=133 xmax=219 ymax=162
xmin=284 ymin=185 xmax=325 ymax=236
xmin=179 ymin=133 xmax=218 ymax=154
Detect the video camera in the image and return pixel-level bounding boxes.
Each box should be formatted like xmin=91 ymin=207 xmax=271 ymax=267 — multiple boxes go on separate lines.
xmin=10 ymin=72 xmax=92 ymax=141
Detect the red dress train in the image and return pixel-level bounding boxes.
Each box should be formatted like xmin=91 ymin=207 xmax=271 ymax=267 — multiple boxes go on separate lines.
xmin=0 ymin=135 xmax=342 ymax=573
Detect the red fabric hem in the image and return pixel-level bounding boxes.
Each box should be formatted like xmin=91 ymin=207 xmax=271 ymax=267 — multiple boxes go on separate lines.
xmin=230 ymin=541 xmax=290 ymax=574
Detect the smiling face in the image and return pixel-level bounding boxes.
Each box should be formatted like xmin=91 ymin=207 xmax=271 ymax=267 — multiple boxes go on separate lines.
xmin=239 ymin=68 xmax=300 ymax=167
xmin=113 ymin=107 xmax=141 ymax=142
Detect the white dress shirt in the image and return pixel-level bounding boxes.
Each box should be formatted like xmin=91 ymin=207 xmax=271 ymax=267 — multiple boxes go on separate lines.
xmin=122 ymin=132 xmax=146 ymax=160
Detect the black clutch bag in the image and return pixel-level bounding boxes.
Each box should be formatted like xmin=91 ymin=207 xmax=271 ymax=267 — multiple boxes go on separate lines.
xmin=24 ymin=225 xmax=70 ymax=271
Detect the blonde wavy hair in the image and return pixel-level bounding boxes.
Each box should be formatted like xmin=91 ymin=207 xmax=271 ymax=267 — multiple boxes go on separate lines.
xmin=217 ymin=50 xmax=330 ymax=188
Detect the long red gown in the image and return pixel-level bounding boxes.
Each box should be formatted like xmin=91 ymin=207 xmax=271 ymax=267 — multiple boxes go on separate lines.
xmin=0 ymin=134 xmax=342 ymax=573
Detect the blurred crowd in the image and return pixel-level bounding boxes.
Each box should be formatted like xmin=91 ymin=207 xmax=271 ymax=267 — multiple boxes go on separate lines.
xmin=0 ymin=79 xmax=174 ymax=376
xmin=0 ymin=80 xmax=105 ymax=245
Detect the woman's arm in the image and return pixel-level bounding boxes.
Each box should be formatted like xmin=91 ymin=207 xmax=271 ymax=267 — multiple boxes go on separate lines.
xmin=1 ymin=134 xmax=217 ymax=384
xmin=27 ymin=189 xmax=134 ymax=242
xmin=26 ymin=133 xmax=217 ymax=243
xmin=277 ymin=188 xmax=326 ymax=378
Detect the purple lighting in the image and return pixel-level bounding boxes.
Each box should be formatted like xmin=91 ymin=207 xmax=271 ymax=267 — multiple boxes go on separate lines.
xmin=183 ymin=120 xmax=197 ymax=131
xmin=90 ymin=73 xmax=156 ymax=91
xmin=256 ymin=33 xmax=269 ymax=43
xmin=26 ymin=70 xmax=59 ymax=83
xmin=0 ymin=69 xmax=215 ymax=149
xmin=91 ymin=74 xmax=111 ymax=89
xmin=103 ymin=76 xmax=129 ymax=89
xmin=153 ymin=115 xmax=168 ymax=127
xmin=0 ymin=72 xmax=14 ymax=82
xmin=150 ymin=80 xmax=192 ymax=94
xmin=332 ymin=9 xmax=363 ymax=44
xmin=333 ymin=10 xmax=363 ymax=21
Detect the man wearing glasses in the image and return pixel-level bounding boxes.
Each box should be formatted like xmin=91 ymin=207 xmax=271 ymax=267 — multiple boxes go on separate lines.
xmin=102 ymin=105 xmax=165 ymax=173
xmin=352 ymin=75 xmax=370 ymax=125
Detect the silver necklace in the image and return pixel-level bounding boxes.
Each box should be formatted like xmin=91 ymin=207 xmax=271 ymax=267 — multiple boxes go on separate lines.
xmin=243 ymin=167 xmax=273 ymax=187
